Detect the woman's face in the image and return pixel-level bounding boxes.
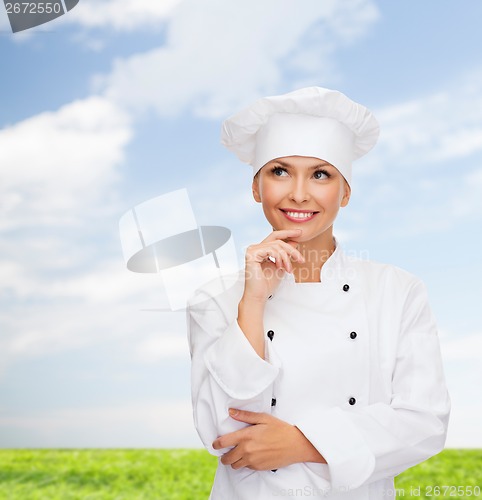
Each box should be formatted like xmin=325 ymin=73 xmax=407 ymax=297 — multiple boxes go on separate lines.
xmin=252 ymin=156 xmax=351 ymax=245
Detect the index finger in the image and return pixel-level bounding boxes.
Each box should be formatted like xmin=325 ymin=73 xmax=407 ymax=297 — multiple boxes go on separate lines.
xmin=212 ymin=428 xmax=247 ymax=450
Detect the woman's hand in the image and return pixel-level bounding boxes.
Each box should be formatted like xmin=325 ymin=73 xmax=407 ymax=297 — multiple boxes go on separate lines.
xmin=242 ymin=229 xmax=305 ymax=304
xmin=212 ymin=408 xmax=326 ymax=471
xmin=237 ymin=229 xmax=304 ymax=358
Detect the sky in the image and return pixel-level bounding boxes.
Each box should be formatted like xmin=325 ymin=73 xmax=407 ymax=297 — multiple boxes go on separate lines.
xmin=0 ymin=0 xmax=481 ymax=451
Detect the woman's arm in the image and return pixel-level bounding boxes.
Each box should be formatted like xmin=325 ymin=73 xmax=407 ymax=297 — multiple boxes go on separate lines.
xmin=237 ymin=297 xmax=266 ymax=358
xmin=187 ymin=229 xmax=304 ymax=455
xmin=189 ymin=290 xmax=329 ymax=473
xmin=237 ymin=228 xmax=305 ymax=358
xmin=187 ymin=281 xmax=279 ymax=456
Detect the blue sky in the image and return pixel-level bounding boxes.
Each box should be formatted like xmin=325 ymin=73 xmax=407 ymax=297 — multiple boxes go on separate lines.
xmin=1 ymin=0 xmax=481 ymax=449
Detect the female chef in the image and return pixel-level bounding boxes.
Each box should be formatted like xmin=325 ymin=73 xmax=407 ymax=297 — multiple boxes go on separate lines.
xmin=187 ymin=87 xmax=451 ymax=499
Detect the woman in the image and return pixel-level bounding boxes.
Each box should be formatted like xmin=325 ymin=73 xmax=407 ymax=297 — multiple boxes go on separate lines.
xmin=187 ymin=87 xmax=450 ymax=499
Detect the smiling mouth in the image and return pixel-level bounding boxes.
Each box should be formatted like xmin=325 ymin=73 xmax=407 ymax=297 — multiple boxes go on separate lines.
xmin=280 ymin=209 xmax=318 ymax=222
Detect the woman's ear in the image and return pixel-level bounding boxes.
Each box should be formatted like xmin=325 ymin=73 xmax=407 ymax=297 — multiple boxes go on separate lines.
xmin=252 ymin=174 xmax=261 ymax=203
xmin=340 ymin=181 xmax=351 ymax=207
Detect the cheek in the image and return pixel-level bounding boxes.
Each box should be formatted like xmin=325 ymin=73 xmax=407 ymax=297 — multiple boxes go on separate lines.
xmin=261 ymin=193 xmax=279 ymax=221
xmin=330 ymin=182 xmax=348 ymax=207
xmin=259 ymin=181 xmax=282 ymax=206
xmin=318 ymin=186 xmax=343 ymax=210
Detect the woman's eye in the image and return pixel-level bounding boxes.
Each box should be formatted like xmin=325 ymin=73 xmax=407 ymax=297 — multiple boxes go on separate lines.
xmin=272 ymin=167 xmax=287 ymax=177
xmin=313 ymin=170 xmax=328 ymax=180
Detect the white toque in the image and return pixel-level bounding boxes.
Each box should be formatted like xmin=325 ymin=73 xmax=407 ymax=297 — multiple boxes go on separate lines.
xmin=221 ymin=86 xmax=380 ymax=186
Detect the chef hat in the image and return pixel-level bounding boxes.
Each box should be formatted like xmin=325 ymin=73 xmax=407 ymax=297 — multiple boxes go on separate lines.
xmin=221 ymin=86 xmax=379 ymax=185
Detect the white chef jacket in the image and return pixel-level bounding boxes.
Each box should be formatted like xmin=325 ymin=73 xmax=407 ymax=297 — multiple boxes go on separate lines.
xmin=187 ymin=242 xmax=450 ymax=499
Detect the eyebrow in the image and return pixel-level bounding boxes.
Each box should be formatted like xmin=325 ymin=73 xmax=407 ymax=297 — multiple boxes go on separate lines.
xmin=274 ymin=159 xmax=332 ymax=169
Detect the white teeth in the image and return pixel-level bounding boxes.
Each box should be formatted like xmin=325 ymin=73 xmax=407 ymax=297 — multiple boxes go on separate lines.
xmin=285 ymin=211 xmax=313 ymax=219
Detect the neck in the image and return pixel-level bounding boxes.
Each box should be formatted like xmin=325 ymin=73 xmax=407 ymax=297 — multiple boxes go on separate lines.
xmin=292 ymin=231 xmax=336 ymax=283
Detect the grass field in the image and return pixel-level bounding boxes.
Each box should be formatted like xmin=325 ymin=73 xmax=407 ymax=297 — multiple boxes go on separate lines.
xmin=0 ymin=448 xmax=480 ymax=499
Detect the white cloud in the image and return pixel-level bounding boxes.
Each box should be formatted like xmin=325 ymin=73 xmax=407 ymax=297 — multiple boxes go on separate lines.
xmin=415 ymin=331 xmax=482 ymax=447
xmin=0 ymin=400 xmax=199 ymax=447
xmin=353 ymin=161 xmax=482 ymax=237
xmin=0 ymin=4 xmax=10 ymax=31
xmin=0 ymin=257 xmax=160 ymax=303
xmin=370 ymin=73 xmax=482 ymax=172
xmin=0 ymin=267 xmax=179 ymax=361
xmin=440 ymin=332 xmax=482 ymax=361
xmin=98 ymin=0 xmax=379 ymax=119
xmin=0 ymin=96 xmax=132 ymax=230
xmin=135 ymin=334 xmax=189 ymax=362
xmin=445 ymin=401 xmax=482 ymax=448
xmin=437 ymin=332 xmax=482 ymax=447
xmin=66 ymin=0 xmax=183 ymax=31
xmin=449 ymin=167 xmax=482 ymax=219
xmin=0 ymin=95 xmax=140 ymax=380
xmin=443 ymin=363 xmax=482 ymax=447
xmin=350 ymin=71 xmax=482 ymax=236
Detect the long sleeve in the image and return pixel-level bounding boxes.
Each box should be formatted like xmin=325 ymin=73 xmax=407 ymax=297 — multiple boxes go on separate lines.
xmin=187 ymin=277 xmax=280 ymax=456
xmin=294 ymin=278 xmax=451 ymax=492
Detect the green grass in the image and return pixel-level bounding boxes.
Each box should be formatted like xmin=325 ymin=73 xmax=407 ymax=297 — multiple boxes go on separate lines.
xmin=0 ymin=449 xmax=480 ymax=499
xmin=0 ymin=449 xmax=217 ymax=500
xmin=394 ymin=449 xmax=481 ymax=499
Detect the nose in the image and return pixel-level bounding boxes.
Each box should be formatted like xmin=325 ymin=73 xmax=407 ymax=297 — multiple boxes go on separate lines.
xmin=289 ymin=177 xmax=310 ymax=204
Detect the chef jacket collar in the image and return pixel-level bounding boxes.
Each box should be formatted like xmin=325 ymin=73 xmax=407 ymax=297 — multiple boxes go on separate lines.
xmin=279 ymin=237 xmax=348 ymax=288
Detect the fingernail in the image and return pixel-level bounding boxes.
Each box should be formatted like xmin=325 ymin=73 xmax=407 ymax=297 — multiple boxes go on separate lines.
xmin=229 ymin=408 xmax=238 ymax=416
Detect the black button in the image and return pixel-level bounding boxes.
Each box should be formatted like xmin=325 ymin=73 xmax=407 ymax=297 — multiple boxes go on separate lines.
xmin=271 ymin=398 xmax=277 ymax=407
xmin=349 ymin=397 xmax=356 ymax=405
xmin=268 ymin=295 xmax=273 ymax=300
xmin=267 ymin=330 xmax=274 ymax=341
xmin=350 ymin=331 xmax=357 ymax=339
xmin=343 ymin=284 xmax=350 ymax=292
xmin=271 ymin=469 xmax=278 ymax=473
